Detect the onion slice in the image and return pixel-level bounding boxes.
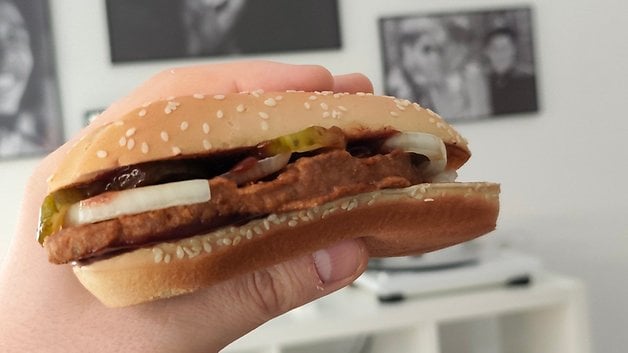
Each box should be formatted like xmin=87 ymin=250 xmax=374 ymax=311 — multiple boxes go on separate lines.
xmin=382 ymin=132 xmax=448 ymax=179
xmin=65 ymin=179 xmax=211 ymax=226
xmin=221 ymin=153 xmax=292 ymax=186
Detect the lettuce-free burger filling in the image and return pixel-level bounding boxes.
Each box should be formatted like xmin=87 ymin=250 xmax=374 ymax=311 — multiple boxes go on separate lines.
xmin=39 ymin=126 xmax=453 ymax=264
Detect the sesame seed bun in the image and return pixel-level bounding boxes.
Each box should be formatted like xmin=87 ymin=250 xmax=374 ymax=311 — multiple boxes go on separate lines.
xmin=48 ymin=91 xmax=469 ymax=193
xmin=73 ymin=182 xmax=499 ymax=307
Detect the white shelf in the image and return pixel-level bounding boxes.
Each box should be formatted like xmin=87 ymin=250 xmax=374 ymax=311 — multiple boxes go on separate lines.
xmin=224 ymin=272 xmax=590 ymax=353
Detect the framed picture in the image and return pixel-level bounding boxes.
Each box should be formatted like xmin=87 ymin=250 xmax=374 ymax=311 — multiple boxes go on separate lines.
xmin=0 ymin=0 xmax=63 ymax=159
xmin=380 ymin=7 xmax=538 ymax=121
xmin=106 ymin=0 xmax=342 ymax=63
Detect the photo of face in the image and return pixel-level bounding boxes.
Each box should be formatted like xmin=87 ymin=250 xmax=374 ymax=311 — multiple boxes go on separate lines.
xmin=0 ymin=0 xmax=33 ymax=116
xmin=485 ymin=31 xmax=517 ymax=75
xmin=0 ymin=0 xmax=63 ymax=159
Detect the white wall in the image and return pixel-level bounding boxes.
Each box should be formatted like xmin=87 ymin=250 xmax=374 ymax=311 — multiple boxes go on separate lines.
xmin=1 ymin=0 xmax=626 ymax=352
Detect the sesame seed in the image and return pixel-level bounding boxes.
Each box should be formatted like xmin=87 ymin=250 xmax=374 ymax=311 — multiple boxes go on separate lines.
xmin=429 ymin=117 xmax=436 ymax=123
xmin=332 ymin=110 xmax=341 ymax=119
xmin=142 ymin=101 xmax=151 ymax=108
xmin=172 ymin=146 xmax=182 ymax=155
xmin=347 ymin=199 xmax=358 ymax=211
xmin=152 ymin=248 xmax=164 ymax=263
xmin=184 ymin=247 xmax=198 ymax=258
xmin=285 ymin=89 xmax=297 ymax=93
xmin=141 ymin=142 xmax=149 ymax=154
xmin=160 ymin=131 xmax=169 ymax=142
xmin=213 ymin=94 xmax=225 ymax=100
xmin=126 ymin=138 xmax=135 ymax=150
xmin=413 ymin=102 xmax=422 ymax=110
xmin=424 ymin=198 xmax=435 ymax=202
xmin=258 ymin=112 xmax=269 ymax=119
xmin=202 ymin=123 xmax=210 ymax=134
xmin=333 ymin=93 xmax=342 ymax=98
xmin=268 ymin=214 xmax=280 ymax=224
xmin=322 ymin=111 xmax=330 ymax=118
xmin=113 ymin=121 xmax=124 ymax=126
xmin=236 ymin=104 xmax=246 ymax=113
xmin=341 ymin=200 xmax=350 ymax=210
xmin=308 ymin=95 xmax=318 ymax=101
xmin=396 ymin=104 xmax=406 ymax=111
xmin=260 ymin=121 xmax=269 ymax=131
xmin=189 ymin=238 xmax=202 ymax=252
xmin=180 ymin=121 xmax=189 ymax=131
xmin=275 ymin=95 xmax=283 ymax=101
xmin=436 ymin=122 xmax=445 ymax=129
xmin=126 ymin=128 xmax=136 ymax=137
xmin=165 ymin=101 xmax=180 ymax=114
xmin=96 ymin=150 xmax=108 ymax=158
xmin=245 ymin=229 xmax=253 ymax=239
xmin=253 ymin=226 xmax=263 ymax=235
xmin=288 ymin=220 xmax=298 ymax=227
xmin=193 ymin=93 xmax=205 ymax=99
xmin=164 ymin=254 xmax=172 ymax=263
xmin=176 ymin=246 xmax=185 ymax=259
xmin=203 ymin=139 xmax=212 ymax=150
xmin=390 ymin=111 xmax=400 ymax=117
xmin=118 ymin=136 xmax=127 ymax=146
xmin=233 ymin=236 xmax=242 ymax=246
xmin=222 ymin=238 xmax=232 ymax=246
xmin=338 ymin=105 xmax=348 ymax=112
xmin=356 ymin=92 xmax=366 ymax=96
xmin=320 ymin=102 xmax=329 ymax=110
xmin=264 ymin=98 xmax=277 ymax=107
xmin=216 ymin=110 xmax=224 ymax=119
xmin=202 ymin=240 xmax=213 ymax=253
xmin=138 ymin=109 xmax=147 ymax=117
xmin=367 ymin=199 xmax=376 ymax=206
xmin=304 ymin=102 xmax=311 ymax=110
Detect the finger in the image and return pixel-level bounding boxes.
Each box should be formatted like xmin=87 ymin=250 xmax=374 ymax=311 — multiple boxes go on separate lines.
xmin=150 ymin=239 xmax=368 ymax=351
xmin=333 ymin=73 xmax=374 ymax=94
xmin=100 ymin=60 xmax=334 ymax=126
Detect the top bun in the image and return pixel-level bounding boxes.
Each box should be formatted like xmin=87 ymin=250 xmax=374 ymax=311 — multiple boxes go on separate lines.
xmin=48 ymin=91 xmax=470 ymax=192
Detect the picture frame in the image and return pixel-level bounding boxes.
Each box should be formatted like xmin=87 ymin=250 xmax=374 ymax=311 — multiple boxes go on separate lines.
xmin=380 ymin=7 xmax=538 ymax=122
xmin=106 ymin=0 xmax=342 ymax=63
xmin=0 ymin=0 xmax=63 ymax=159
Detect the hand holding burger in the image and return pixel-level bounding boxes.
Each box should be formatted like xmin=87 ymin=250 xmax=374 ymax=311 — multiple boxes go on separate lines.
xmin=0 ymin=61 xmax=498 ymax=352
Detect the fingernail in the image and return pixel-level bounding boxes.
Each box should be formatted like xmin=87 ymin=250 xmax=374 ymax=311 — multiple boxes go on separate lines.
xmin=313 ymin=240 xmax=364 ymax=285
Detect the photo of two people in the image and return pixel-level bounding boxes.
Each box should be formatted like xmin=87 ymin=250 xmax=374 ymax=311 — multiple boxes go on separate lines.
xmin=381 ymin=7 xmax=538 ymax=122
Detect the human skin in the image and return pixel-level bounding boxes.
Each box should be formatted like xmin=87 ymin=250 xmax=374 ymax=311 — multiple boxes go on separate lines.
xmin=0 ymin=61 xmax=372 ymax=353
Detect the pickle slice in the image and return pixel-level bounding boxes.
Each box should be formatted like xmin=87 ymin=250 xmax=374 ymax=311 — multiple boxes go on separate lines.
xmin=258 ymin=126 xmax=346 ymax=156
xmin=37 ymin=189 xmax=85 ymax=244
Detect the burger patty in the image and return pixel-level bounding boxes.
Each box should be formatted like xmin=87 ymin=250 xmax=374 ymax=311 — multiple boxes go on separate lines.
xmin=45 ymin=150 xmax=428 ymax=264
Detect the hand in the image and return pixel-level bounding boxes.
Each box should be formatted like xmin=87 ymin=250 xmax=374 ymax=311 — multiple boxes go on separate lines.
xmin=0 ymin=61 xmax=373 ymax=352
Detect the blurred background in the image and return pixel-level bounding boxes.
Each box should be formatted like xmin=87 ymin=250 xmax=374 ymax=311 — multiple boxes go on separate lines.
xmin=0 ymin=0 xmax=626 ymax=352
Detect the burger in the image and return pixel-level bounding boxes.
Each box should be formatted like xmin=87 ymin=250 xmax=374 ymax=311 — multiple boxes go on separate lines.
xmin=37 ymin=90 xmax=500 ymax=307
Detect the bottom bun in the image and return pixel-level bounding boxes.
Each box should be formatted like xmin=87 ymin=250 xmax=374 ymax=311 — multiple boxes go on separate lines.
xmin=73 ymin=182 xmax=500 ymax=307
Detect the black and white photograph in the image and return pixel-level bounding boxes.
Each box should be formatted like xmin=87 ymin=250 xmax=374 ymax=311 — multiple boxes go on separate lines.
xmin=106 ymin=0 xmax=342 ymax=63
xmin=380 ymin=7 xmax=538 ymax=121
xmin=0 ymin=0 xmax=62 ymax=159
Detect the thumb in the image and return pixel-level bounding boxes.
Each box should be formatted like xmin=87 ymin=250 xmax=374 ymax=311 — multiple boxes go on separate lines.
xmin=160 ymin=239 xmax=368 ymax=352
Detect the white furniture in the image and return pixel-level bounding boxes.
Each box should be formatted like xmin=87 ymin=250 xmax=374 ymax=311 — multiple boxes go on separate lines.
xmin=224 ymin=272 xmax=590 ymax=353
